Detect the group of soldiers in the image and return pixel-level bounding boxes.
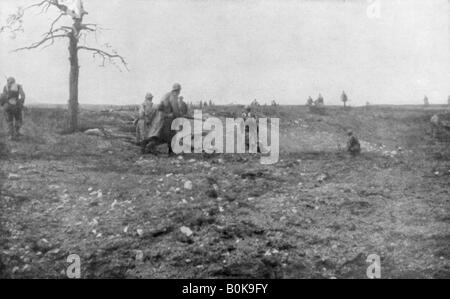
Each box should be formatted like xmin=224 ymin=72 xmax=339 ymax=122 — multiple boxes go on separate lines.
xmin=0 ymin=77 xmax=26 ymax=141
xmin=423 ymin=96 xmax=450 ymax=107
xmin=306 ymin=91 xmax=349 ymax=107
xmin=0 ymin=77 xmax=361 ymax=157
xmin=306 ymin=94 xmax=325 ymax=107
xmin=135 ymin=83 xmax=189 ymax=155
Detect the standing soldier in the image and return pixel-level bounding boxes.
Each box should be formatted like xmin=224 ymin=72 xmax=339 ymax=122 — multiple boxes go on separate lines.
xmin=241 ymin=105 xmax=261 ymax=153
xmin=135 ymin=92 xmax=156 ymax=145
xmin=242 ymin=105 xmax=252 ymax=119
xmin=178 ymin=96 xmax=188 ymax=117
xmin=316 ymin=93 xmax=324 ymax=106
xmin=424 ymin=96 xmax=429 ymax=107
xmin=0 ymin=77 xmax=26 ymax=140
xmin=142 ymin=83 xmax=182 ymax=155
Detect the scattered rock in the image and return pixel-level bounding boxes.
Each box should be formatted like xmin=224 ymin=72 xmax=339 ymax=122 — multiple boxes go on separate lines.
xmin=34 ymin=238 xmax=53 ymax=253
xmin=316 ymin=173 xmax=329 ymax=182
xmin=111 ymin=200 xmax=118 ymax=209
xmin=184 ymin=180 xmax=193 ymax=190
xmin=48 ymin=248 xmax=61 ymax=255
xmin=135 ymin=250 xmax=144 ymax=263
xmin=180 ymin=226 xmax=193 ymax=237
xmin=8 ymin=173 xmax=20 ymax=180
xmin=84 ymin=128 xmax=103 ymax=136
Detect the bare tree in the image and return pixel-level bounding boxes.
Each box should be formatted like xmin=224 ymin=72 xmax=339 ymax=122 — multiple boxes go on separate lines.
xmin=1 ymin=0 xmax=128 ymax=132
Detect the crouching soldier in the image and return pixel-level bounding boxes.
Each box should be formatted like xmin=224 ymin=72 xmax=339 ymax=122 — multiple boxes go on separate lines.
xmin=346 ymin=130 xmax=361 ymax=156
xmin=0 ymin=77 xmax=26 ymax=140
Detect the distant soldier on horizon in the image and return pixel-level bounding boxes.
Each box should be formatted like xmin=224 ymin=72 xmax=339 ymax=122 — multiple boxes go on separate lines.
xmin=306 ymin=96 xmax=314 ymax=106
xmin=315 ymin=93 xmax=324 ymax=106
xmin=0 ymin=77 xmax=26 ymax=140
xmin=241 ymin=105 xmax=261 ymax=153
xmin=423 ymin=96 xmax=429 ymax=107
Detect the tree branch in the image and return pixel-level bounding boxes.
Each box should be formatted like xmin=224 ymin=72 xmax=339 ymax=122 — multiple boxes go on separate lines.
xmin=77 ymin=46 xmax=129 ymax=71
xmin=13 ymin=34 xmax=68 ymax=52
xmin=46 ymin=13 xmax=65 ymax=35
xmin=25 ymin=0 xmax=87 ymax=19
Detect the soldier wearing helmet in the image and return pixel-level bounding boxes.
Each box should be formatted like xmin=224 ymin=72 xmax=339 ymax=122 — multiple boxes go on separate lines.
xmin=346 ymin=130 xmax=361 ymax=156
xmin=135 ymin=92 xmax=156 ymax=144
xmin=1 ymin=77 xmax=26 ymax=140
xmin=242 ymin=105 xmax=253 ymax=120
xmin=141 ymin=83 xmax=182 ymax=155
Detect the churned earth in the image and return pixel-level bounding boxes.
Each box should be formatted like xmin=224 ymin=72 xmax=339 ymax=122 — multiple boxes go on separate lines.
xmin=0 ymin=105 xmax=449 ymax=278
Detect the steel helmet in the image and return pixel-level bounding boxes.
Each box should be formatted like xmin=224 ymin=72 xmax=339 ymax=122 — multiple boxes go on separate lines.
xmin=172 ymin=83 xmax=182 ymax=91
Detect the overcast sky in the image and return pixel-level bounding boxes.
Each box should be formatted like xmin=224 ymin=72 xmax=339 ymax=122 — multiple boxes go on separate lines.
xmin=0 ymin=0 xmax=448 ymax=106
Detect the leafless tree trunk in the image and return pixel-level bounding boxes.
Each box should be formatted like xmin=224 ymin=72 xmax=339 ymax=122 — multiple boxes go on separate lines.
xmin=68 ymin=22 xmax=80 ymax=132
xmin=1 ymin=0 xmax=128 ymax=133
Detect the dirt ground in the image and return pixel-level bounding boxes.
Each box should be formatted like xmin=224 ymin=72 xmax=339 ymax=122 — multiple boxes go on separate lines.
xmin=0 ymin=105 xmax=449 ymax=278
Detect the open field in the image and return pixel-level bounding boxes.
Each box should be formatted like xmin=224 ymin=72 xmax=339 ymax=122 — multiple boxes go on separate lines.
xmin=0 ymin=105 xmax=449 ymax=278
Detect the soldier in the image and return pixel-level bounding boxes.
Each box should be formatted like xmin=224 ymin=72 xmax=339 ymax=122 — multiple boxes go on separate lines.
xmin=178 ymin=96 xmax=188 ymax=117
xmin=0 ymin=77 xmax=26 ymax=140
xmin=316 ymin=93 xmax=324 ymax=106
xmin=142 ymin=83 xmax=182 ymax=155
xmin=306 ymin=96 xmax=314 ymax=106
xmin=424 ymin=96 xmax=429 ymax=107
xmin=241 ymin=105 xmax=261 ymax=153
xmin=242 ymin=105 xmax=253 ymax=119
xmin=430 ymin=114 xmax=441 ymax=138
xmin=346 ymin=130 xmax=361 ymax=156
xmin=135 ymin=92 xmax=156 ymax=145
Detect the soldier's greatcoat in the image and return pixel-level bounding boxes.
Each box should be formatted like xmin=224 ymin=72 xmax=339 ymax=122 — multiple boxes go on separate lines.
xmin=143 ymin=91 xmax=181 ymax=143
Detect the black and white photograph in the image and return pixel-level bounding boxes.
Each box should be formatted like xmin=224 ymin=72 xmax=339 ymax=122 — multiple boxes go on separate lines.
xmin=0 ymin=0 xmax=449 ymax=283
